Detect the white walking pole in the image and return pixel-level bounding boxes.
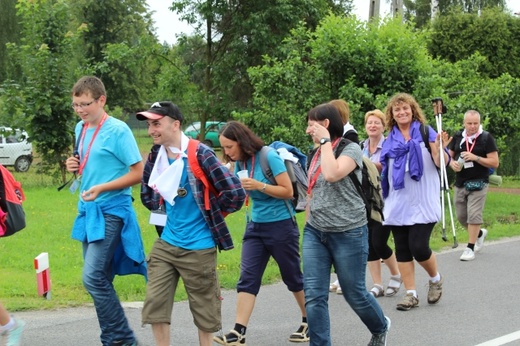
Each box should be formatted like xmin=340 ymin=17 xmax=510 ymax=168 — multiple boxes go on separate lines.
xmin=432 ymin=98 xmax=458 ymax=248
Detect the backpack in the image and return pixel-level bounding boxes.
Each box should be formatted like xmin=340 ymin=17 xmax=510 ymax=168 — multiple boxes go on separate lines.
xmin=259 ymin=141 xmax=308 ymax=213
xmin=187 ymin=139 xmax=229 ymax=217
xmin=0 ymin=165 xmax=26 ymax=237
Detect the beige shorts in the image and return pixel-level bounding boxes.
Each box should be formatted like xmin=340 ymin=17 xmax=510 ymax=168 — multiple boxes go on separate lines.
xmin=141 ymin=239 xmax=222 ymax=332
xmin=454 ymin=185 xmax=488 ymax=226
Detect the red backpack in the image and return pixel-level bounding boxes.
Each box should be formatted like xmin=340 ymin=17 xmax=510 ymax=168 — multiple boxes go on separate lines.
xmin=187 ymin=139 xmax=228 ymax=217
xmin=0 ymin=165 xmax=26 ymax=237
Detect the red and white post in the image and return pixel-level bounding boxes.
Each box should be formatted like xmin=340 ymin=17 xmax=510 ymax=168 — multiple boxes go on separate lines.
xmin=34 ymin=252 xmax=51 ymax=299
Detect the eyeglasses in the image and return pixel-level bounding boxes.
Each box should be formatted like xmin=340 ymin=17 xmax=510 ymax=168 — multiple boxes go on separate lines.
xmin=71 ymin=98 xmax=99 ymax=110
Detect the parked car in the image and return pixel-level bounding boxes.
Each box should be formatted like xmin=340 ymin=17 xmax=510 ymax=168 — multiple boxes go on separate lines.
xmin=184 ymin=121 xmax=227 ymax=147
xmin=0 ymin=127 xmax=33 ymax=172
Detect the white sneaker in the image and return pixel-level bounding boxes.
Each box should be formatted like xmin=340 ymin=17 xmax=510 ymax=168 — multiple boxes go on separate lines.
xmin=460 ymin=248 xmax=475 ymax=261
xmin=475 ymin=228 xmax=488 ymax=252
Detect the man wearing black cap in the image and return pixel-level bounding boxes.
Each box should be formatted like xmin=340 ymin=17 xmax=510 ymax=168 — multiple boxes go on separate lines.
xmin=137 ymin=101 xmax=245 ymax=346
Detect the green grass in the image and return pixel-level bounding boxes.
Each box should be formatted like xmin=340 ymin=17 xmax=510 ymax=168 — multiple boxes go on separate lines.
xmin=1 ymin=170 xmax=519 ymax=312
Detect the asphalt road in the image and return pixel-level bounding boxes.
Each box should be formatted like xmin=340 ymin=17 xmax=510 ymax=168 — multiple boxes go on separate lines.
xmin=13 ymin=236 xmax=520 ymax=346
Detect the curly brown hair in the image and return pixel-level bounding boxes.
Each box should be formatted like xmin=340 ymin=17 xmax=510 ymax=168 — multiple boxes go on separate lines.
xmin=384 ymin=93 xmax=426 ymax=131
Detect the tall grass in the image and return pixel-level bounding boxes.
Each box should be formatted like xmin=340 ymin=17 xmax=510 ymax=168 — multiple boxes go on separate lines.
xmin=1 ymin=173 xmax=519 ymax=311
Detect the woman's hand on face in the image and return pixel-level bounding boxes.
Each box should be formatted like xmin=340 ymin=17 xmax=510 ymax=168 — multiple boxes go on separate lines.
xmin=308 ymin=122 xmax=330 ymax=142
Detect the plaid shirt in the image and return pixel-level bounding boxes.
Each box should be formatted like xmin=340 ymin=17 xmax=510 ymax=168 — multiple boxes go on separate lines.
xmin=141 ymin=142 xmax=245 ymax=251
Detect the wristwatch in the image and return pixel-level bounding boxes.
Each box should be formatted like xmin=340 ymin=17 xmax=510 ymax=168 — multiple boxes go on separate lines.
xmin=320 ymin=138 xmax=331 ymax=146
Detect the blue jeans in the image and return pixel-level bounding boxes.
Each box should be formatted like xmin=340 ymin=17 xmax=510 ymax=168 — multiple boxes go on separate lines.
xmin=82 ymin=214 xmax=135 ymax=346
xmin=302 ymin=223 xmax=387 ymax=346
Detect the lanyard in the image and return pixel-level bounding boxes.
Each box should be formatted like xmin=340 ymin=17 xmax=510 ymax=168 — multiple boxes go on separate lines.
xmin=307 ymin=138 xmax=340 ymax=194
xmin=465 ymin=133 xmax=479 ymax=153
xmin=239 ymin=155 xmax=255 ymax=208
xmin=78 ymin=113 xmax=108 ymax=175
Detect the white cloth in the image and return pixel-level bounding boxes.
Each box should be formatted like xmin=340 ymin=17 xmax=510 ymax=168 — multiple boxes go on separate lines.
xmin=148 ymin=133 xmax=190 ymax=205
xmin=276 ymin=147 xmax=298 ymax=163
xmin=460 ymin=125 xmax=483 ymax=148
xmin=343 ymin=122 xmax=357 ymax=135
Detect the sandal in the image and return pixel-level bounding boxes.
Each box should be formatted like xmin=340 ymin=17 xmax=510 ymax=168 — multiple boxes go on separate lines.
xmin=370 ymin=284 xmax=384 ymax=298
xmin=385 ymin=275 xmax=402 ymax=297
xmin=289 ymin=322 xmax=310 ymax=343
xmin=213 ymin=330 xmax=246 ymax=345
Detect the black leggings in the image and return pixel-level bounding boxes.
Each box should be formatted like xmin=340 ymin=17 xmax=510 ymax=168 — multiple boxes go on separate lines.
xmin=367 ymin=219 xmax=393 ymax=261
xmin=390 ymin=223 xmax=435 ymax=262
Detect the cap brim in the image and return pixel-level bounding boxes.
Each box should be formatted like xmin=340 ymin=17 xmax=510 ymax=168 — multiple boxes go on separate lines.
xmin=136 ymin=111 xmax=164 ymax=120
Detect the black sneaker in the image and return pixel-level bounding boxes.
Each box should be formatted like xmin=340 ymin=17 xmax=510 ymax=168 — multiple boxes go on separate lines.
xmin=368 ymin=316 xmax=391 ymax=346
xmin=213 ymin=330 xmax=246 ymax=345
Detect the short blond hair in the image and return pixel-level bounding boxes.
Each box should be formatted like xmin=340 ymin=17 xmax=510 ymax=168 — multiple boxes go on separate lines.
xmin=364 ymin=109 xmax=386 ymax=127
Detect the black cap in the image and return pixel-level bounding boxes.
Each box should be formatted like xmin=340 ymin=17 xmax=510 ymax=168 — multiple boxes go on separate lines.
xmin=136 ymin=101 xmax=184 ymax=123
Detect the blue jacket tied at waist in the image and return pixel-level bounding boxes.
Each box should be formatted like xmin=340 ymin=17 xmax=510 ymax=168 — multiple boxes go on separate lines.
xmin=71 ymin=194 xmax=147 ymax=278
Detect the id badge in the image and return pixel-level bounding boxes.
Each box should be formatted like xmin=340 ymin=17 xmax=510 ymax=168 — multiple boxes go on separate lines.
xmin=149 ymin=210 xmax=167 ymax=226
xmin=464 ymin=161 xmax=474 ymax=169
xmin=69 ymin=179 xmax=80 ymax=193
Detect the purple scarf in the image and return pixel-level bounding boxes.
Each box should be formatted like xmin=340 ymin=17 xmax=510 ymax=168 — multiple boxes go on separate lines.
xmin=380 ymin=121 xmax=425 ymax=198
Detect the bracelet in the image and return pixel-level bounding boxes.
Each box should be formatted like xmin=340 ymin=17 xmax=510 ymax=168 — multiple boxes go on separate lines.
xmin=261 ymin=183 xmax=267 ymax=193
xmin=476 ymin=156 xmax=481 ymax=162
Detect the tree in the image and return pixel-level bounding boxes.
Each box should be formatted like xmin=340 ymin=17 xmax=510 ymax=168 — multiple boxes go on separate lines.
xmin=167 ymin=0 xmax=345 ymax=142
xmin=0 ymin=0 xmax=82 ymax=180
xmin=428 ymin=8 xmax=520 ymax=78
xmin=0 ymin=0 xmax=21 ymax=81
xmin=75 ymin=0 xmax=159 ymax=112
xmin=402 ymin=0 xmax=506 ymax=28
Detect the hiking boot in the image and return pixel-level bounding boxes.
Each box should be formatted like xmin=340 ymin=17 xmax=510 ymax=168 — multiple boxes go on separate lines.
xmin=1 ymin=318 xmax=25 ymax=346
xmin=367 ymin=316 xmax=391 ymax=346
xmin=396 ymin=293 xmax=419 ymax=311
xmin=289 ymin=322 xmax=309 ymax=343
xmin=475 ymin=228 xmax=488 ymax=252
xmin=427 ymin=274 xmax=444 ymax=304
xmin=214 ymin=330 xmax=246 ymax=345
xmin=460 ymin=248 xmax=475 ymax=261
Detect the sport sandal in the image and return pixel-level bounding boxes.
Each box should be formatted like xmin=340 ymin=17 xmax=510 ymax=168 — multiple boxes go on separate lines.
xmin=385 ymin=275 xmax=402 ymax=297
xmin=213 ymin=330 xmax=246 ymax=346
xmin=370 ymin=284 xmax=384 ymax=298
xmin=289 ymin=322 xmax=310 ymax=343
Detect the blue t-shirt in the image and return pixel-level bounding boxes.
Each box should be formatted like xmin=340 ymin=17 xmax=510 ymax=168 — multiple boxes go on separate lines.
xmin=74 ymin=117 xmax=142 ymax=203
xmin=162 ymin=157 xmax=214 ymax=250
xmin=235 ymin=149 xmax=294 ymax=223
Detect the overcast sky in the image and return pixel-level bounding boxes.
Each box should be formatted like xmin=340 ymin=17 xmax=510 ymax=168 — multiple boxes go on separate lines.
xmin=147 ymin=0 xmax=517 ymax=44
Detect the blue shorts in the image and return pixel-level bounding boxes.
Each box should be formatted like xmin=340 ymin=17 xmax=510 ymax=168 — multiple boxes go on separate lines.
xmin=237 ymin=218 xmax=303 ymax=295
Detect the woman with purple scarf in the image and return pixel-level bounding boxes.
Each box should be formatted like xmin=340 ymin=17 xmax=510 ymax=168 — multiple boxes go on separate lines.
xmin=380 ymin=93 xmax=450 ymax=311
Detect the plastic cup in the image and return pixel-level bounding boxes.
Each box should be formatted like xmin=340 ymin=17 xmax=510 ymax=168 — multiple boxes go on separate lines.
xmin=237 ymin=170 xmax=248 ymax=179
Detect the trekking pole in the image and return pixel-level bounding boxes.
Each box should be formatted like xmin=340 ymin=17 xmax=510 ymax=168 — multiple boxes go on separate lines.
xmin=432 ymin=98 xmax=458 ymax=248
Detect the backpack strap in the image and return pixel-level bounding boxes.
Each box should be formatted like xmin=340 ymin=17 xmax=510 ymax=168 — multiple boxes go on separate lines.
xmin=258 ymin=146 xmax=295 ymax=221
xmin=187 ymin=139 xmax=216 ymax=211
xmin=419 ymin=124 xmax=431 ymax=153
xmin=334 ymin=138 xmax=370 ymax=219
